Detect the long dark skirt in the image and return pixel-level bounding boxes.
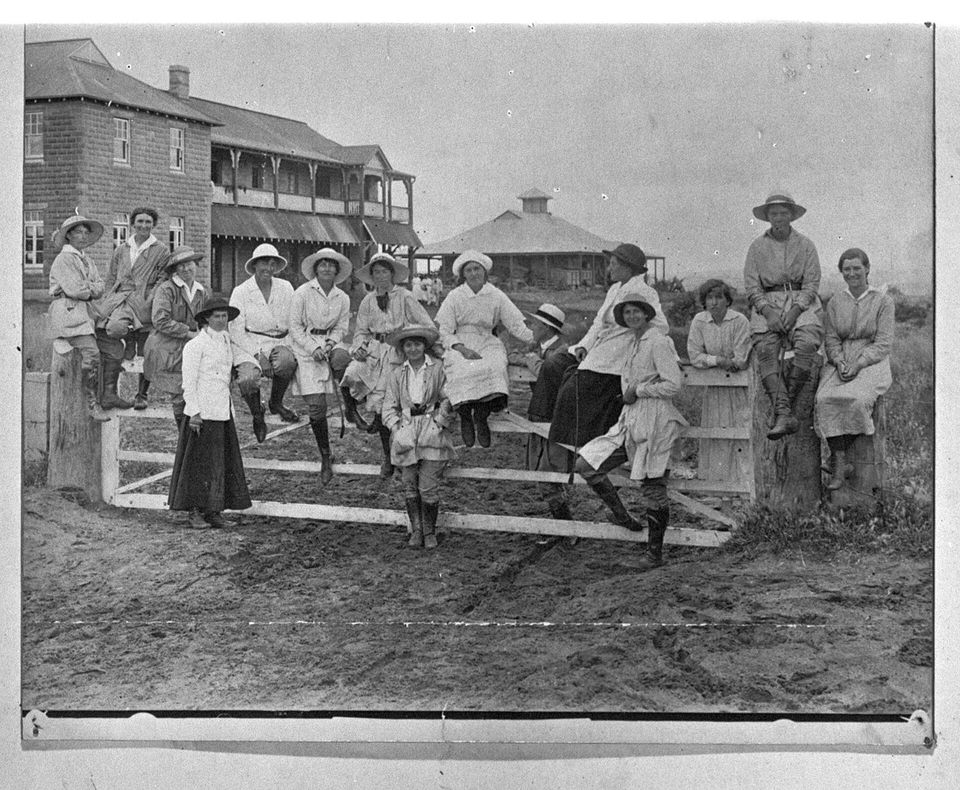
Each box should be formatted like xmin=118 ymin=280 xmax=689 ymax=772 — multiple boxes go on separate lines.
xmin=548 ymin=368 xmax=623 ymax=448
xmin=168 ymin=417 xmax=252 ymax=513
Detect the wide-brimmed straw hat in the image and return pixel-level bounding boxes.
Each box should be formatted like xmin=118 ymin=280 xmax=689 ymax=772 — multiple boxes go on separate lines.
xmin=612 ymin=291 xmax=657 ymax=327
xmin=300 ymin=248 xmax=353 ymax=283
xmin=452 ymin=250 xmax=493 ymax=278
xmin=355 ymin=252 xmax=410 ymax=286
xmin=525 ymin=303 xmax=566 ymax=334
xmin=390 ymin=324 xmax=440 ymax=350
xmin=164 ymin=246 xmax=205 ymax=273
xmin=52 ymin=214 xmax=105 ymax=249
xmin=602 ymin=243 xmax=647 ymax=273
xmin=195 ymin=296 xmax=240 ymax=324
xmin=244 ymin=243 xmax=288 ymax=275
xmin=752 ymin=192 xmax=806 ymax=222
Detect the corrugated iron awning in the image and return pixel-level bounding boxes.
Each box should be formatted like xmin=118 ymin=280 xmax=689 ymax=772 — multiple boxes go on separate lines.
xmin=361 ymin=217 xmax=422 ymax=248
xmin=211 ymin=205 xmax=361 ymax=245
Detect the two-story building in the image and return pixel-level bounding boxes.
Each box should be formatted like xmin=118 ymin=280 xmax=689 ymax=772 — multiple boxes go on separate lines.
xmin=23 ymin=38 xmax=421 ymax=297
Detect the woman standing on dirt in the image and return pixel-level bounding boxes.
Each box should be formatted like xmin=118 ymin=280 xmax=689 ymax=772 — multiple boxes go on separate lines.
xmin=381 ymin=324 xmax=456 ymax=550
xmin=289 ymin=248 xmax=353 ymax=484
xmin=168 ymin=297 xmax=252 ymax=529
xmin=575 ymin=292 xmax=687 ymax=571
xmin=548 ymin=243 xmax=669 ymax=453
xmin=815 ymin=248 xmax=894 ymax=490
xmin=340 ymin=252 xmax=437 ymax=478
xmin=143 ymin=247 xmax=206 ymax=429
xmin=435 ymin=250 xmax=534 ymax=448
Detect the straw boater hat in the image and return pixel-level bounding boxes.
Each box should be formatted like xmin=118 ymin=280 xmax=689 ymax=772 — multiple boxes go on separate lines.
xmin=164 ymin=246 xmax=205 ymax=274
xmin=525 ymin=303 xmax=566 ymax=334
xmin=390 ymin=324 xmax=440 ymax=351
xmin=52 ymin=214 xmax=105 ymax=249
xmin=300 ymin=248 xmax=353 ymax=284
xmin=244 ymin=243 xmax=288 ymax=275
xmin=752 ymin=192 xmax=806 ymax=222
xmin=452 ymin=250 xmax=493 ymax=278
xmin=613 ymin=292 xmax=657 ymax=326
xmin=602 ymin=243 xmax=647 ymax=273
xmin=355 ymin=251 xmax=410 ymax=286
xmin=195 ymin=296 xmax=240 ymax=324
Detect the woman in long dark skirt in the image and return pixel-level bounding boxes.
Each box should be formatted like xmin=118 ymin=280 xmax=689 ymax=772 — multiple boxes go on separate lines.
xmin=168 ymin=297 xmax=252 ymax=528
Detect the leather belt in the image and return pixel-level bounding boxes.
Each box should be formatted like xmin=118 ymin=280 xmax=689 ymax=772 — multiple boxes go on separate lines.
xmin=763 ymin=282 xmax=803 ymax=292
xmin=409 ymin=401 xmax=440 ymax=417
xmin=248 ymin=328 xmax=288 ymax=339
xmin=309 ymin=328 xmax=334 ymax=336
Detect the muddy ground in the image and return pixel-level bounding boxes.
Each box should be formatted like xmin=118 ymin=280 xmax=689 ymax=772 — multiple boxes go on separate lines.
xmin=21 ymin=379 xmax=932 ymax=714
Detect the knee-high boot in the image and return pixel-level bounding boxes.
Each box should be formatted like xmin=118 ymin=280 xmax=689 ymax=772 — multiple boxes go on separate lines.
xmin=100 ymin=358 xmax=133 ymax=410
xmin=406 ymin=495 xmax=423 ymax=546
xmin=243 ymin=390 xmax=267 ymax=443
xmin=133 ymin=374 xmax=150 ymax=410
xmin=310 ymin=415 xmax=334 ymax=484
xmin=636 ymin=506 xmax=668 ymax=571
xmin=82 ymin=366 xmax=110 ymax=422
xmin=786 ymin=365 xmax=812 ymax=417
xmin=588 ymin=477 xmax=643 ymax=531
xmin=340 ymin=385 xmax=368 ymax=430
xmin=378 ymin=423 xmax=395 ymax=478
xmin=268 ymin=374 xmax=299 ymax=422
xmin=762 ymin=373 xmax=797 ymax=440
xmin=457 ymin=404 xmax=475 ymax=447
xmin=421 ymin=500 xmax=440 ymax=550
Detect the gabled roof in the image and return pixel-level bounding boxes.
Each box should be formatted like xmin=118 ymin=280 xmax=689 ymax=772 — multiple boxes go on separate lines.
xmin=338 ymin=145 xmax=413 ymax=178
xmin=25 ymin=39 xmax=219 ymax=126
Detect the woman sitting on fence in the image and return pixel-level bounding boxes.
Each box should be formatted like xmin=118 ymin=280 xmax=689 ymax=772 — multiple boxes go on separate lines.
xmin=382 ymin=324 xmax=456 ymax=550
xmin=289 ymin=248 xmax=353 ymax=484
xmin=168 ymin=297 xmax=252 ymax=529
xmin=340 ymin=252 xmax=438 ymax=477
xmin=815 ymin=248 xmax=895 ymax=490
xmin=575 ymin=292 xmax=687 ymax=571
xmin=435 ymin=250 xmax=534 ymax=448
xmin=143 ymin=246 xmax=206 ymax=429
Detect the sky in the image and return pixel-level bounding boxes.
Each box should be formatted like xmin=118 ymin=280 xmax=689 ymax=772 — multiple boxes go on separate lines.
xmin=23 ymin=22 xmax=936 ymax=294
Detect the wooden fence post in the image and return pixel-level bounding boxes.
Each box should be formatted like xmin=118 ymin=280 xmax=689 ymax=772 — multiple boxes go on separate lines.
xmin=46 ymin=349 xmax=103 ymax=502
xmin=752 ymin=357 xmax=823 ymax=509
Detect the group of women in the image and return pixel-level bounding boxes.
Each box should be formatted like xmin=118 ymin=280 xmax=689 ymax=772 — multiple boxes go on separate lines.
xmin=47 ymin=209 xmax=895 ymax=553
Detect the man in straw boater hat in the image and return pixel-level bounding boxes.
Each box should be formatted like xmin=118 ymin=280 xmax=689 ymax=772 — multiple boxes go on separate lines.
xmin=289 ymin=247 xmax=354 ymax=484
xmin=228 ymin=243 xmax=300 ymax=443
xmin=743 ymin=192 xmax=823 ymax=440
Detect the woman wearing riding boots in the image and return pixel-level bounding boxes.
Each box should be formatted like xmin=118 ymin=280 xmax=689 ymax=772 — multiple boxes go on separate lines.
xmin=340 ymin=252 xmax=438 ymax=477
xmin=815 ymin=248 xmax=895 ymax=491
xmin=435 ymin=250 xmax=534 ymax=448
xmin=46 ymin=214 xmax=110 ymax=422
xmin=143 ymin=247 xmax=206 ymax=429
xmin=168 ymin=297 xmax=252 ymax=529
xmin=289 ymin=248 xmax=353 ymax=484
xmin=381 ymin=325 xmax=456 ymax=550
xmin=575 ymin=292 xmax=687 ymax=571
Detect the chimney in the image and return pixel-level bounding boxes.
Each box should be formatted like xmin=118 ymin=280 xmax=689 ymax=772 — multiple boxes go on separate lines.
xmin=168 ymin=65 xmax=190 ymax=99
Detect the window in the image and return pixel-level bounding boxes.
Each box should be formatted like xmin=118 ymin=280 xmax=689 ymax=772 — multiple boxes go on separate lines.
xmin=251 ymin=164 xmax=264 ymax=189
xmin=113 ymin=214 xmax=130 ymax=248
xmin=168 ymin=217 xmax=184 ymax=250
xmin=25 ymin=112 xmax=43 ymax=160
xmin=169 ymin=127 xmax=184 ymax=171
xmin=114 ymin=118 xmax=130 ymax=163
xmin=24 ymin=211 xmax=44 ymax=270
xmin=211 ymin=159 xmax=223 ymax=185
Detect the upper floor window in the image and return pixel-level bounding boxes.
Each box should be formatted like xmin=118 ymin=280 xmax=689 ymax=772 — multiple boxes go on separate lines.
xmin=170 ymin=127 xmax=184 ymax=171
xmin=168 ymin=217 xmax=184 ymax=251
xmin=114 ymin=118 xmax=131 ymax=163
xmin=113 ymin=214 xmax=130 ymax=248
xmin=251 ymin=164 xmax=264 ymax=190
xmin=24 ymin=211 xmax=44 ymax=270
xmin=24 ymin=112 xmax=43 ymax=160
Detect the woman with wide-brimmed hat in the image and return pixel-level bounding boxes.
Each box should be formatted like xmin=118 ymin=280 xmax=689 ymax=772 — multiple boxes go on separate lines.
xmin=434 ymin=250 xmax=534 ymax=448
xmin=46 ymin=213 xmax=110 ymax=421
xmin=381 ymin=324 xmax=456 ymax=549
xmin=142 ymin=246 xmax=207 ymax=428
xmin=167 ymin=297 xmax=252 ymax=529
xmin=340 ymin=251 xmax=437 ymax=476
xmin=575 ymin=291 xmax=687 ymax=571
xmin=289 ymin=247 xmax=354 ymax=483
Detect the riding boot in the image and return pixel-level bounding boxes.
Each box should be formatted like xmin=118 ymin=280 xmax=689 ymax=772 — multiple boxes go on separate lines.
xmin=406 ymin=495 xmax=423 ymax=546
xmin=268 ymin=374 xmax=299 ymax=422
xmin=243 ymin=390 xmax=268 ymax=443
xmin=100 ymin=358 xmax=134 ymax=410
xmin=636 ymin=506 xmax=668 ymax=571
xmin=310 ymin=416 xmax=334 ymax=484
xmin=473 ymin=400 xmax=492 ymax=448
xmin=588 ymin=477 xmax=643 ymax=531
xmin=82 ymin=366 xmax=110 ymax=422
xmin=458 ymin=404 xmax=475 ymax=447
xmin=786 ymin=366 xmax=812 ymax=417
xmin=340 ymin=385 xmax=368 ymax=430
xmin=422 ymin=500 xmax=440 ymax=550
xmin=763 ymin=373 xmax=797 ymax=440
xmin=378 ymin=424 xmax=395 ymax=478
xmin=547 ymin=495 xmax=572 ymax=521
xmin=133 ymin=374 xmax=150 ymax=410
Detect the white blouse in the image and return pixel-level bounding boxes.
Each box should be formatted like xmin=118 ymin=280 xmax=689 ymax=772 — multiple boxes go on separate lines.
xmin=182 ymin=327 xmax=235 ymax=420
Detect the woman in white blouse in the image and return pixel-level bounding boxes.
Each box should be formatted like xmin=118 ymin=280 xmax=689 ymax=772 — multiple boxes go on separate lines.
xmin=168 ymin=297 xmax=251 ymax=529
xmin=435 ymin=250 xmax=534 ymax=448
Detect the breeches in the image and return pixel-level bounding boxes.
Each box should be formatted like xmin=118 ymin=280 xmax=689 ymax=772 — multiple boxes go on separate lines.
xmin=753 ymin=325 xmax=824 ymax=377
xmin=302 ymin=392 xmax=328 ymax=422
xmin=400 ymin=459 xmax=446 ymax=503
xmin=575 ymin=446 xmax=670 ymax=508
xmin=95 ymin=329 xmax=126 ymax=362
xmin=235 ymin=345 xmax=298 ymax=395
xmin=60 ymin=334 xmax=100 ymax=371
